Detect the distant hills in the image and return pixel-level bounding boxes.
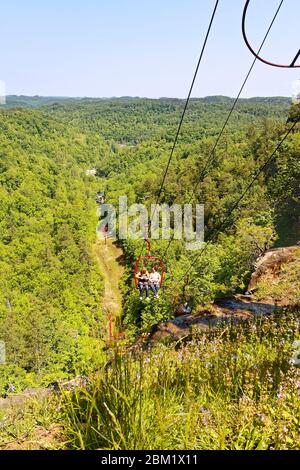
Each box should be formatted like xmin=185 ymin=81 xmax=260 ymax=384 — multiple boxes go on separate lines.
xmin=1 ymin=95 xmax=292 ymax=109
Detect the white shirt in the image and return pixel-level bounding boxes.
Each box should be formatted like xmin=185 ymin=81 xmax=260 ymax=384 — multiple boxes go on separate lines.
xmin=149 ymin=272 xmax=161 ymax=284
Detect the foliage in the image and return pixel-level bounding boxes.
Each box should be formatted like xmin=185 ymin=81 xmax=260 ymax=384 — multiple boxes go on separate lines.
xmin=0 ymin=109 xmax=107 ymax=394
xmin=63 ymin=311 xmax=300 ymax=450
xmin=90 ymin=98 xmax=297 ymax=333
xmin=0 ymin=96 xmax=299 ymax=386
xmin=0 ymin=395 xmax=65 ymax=449
xmin=0 ymin=96 xmax=299 ymax=449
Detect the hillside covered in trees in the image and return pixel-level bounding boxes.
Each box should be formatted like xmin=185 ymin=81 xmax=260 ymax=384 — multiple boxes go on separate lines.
xmin=1 ymin=97 xmax=299 ymax=378
xmin=0 ymin=96 xmax=299 ymax=449
xmin=51 ymin=96 xmax=297 ymax=337
xmin=0 ymin=108 xmax=110 ymax=392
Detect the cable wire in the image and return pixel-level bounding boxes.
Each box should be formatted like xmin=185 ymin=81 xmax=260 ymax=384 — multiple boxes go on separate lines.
xmin=137 ymin=0 xmax=220 ymax=257
xmin=161 ymin=0 xmax=284 ymax=259
xmin=171 ymin=115 xmax=299 ymax=290
xmin=155 ymin=0 xmax=220 ymax=206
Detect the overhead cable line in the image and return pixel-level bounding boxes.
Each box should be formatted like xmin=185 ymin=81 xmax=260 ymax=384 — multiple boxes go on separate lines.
xmin=154 ymin=0 xmax=220 ymax=206
xmin=170 ymin=115 xmax=300 ymax=290
xmin=161 ymin=0 xmax=284 ymax=260
xmin=187 ymin=0 xmax=284 ymax=199
xmin=137 ymin=0 xmax=220 ymax=257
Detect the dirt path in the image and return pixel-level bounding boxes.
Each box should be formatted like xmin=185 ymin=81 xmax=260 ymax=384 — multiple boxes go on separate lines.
xmin=94 ymin=239 xmax=125 ymax=336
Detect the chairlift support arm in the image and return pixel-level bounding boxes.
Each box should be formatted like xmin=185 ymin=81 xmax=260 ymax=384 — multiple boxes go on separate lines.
xmin=242 ymin=0 xmax=300 ymax=68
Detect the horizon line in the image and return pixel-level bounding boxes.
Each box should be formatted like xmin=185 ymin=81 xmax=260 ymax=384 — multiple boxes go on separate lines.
xmin=4 ymin=94 xmax=292 ymax=100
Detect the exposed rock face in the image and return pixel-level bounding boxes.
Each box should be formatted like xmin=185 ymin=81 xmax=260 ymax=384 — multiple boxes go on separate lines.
xmin=146 ymin=245 xmax=299 ymax=344
xmin=247 ymin=246 xmax=297 ymax=293
xmin=0 ymin=375 xmax=89 ymax=409
xmin=148 ymin=295 xmax=275 ymax=343
xmin=174 ymin=303 xmax=192 ymax=317
xmin=0 ymin=388 xmax=50 ymax=409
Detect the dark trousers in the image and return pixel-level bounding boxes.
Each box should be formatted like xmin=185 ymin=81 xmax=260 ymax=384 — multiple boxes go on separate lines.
xmin=150 ymin=283 xmax=160 ymax=296
xmin=138 ymin=282 xmax=149 ymax=298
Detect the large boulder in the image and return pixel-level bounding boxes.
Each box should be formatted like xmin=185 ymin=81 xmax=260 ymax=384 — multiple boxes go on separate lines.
xmin=147 ymin=295 xmax=275 ymax=343
xmin=144 ymin=245 xmax=299 ymax=345
xmin=247 ymin=246 xmax=298 ymax=293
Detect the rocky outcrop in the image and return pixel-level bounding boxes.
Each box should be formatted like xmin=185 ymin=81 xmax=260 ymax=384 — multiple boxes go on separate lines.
xmin=147 ymin=295 xmax=275 ymax=343
xmin=0 ymin=375 xmax=89 ymax=410
xmin=146 ymin=245 xmax=299 ymax=344
xmin=247 ymin=246 xmax=298 ymax=293
xmin=0 ymin=388 xmax=50 ymax=410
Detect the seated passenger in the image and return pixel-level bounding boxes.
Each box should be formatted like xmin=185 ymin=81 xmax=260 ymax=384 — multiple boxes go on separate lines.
xmin=149 ymin=266 xmax=161 ymax=298
xmin=136 ymin=268 xmax=150 ymax=300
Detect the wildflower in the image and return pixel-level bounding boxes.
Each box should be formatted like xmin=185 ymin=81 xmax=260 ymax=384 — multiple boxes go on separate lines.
xmin=200 ymin=406 xmax=211 ymax=415
xmin=277 ymin=388 xmax=286 ymax=400
xmin=238 ymin=395 xmax=252 ymax=405
xmin=258 ymin=413 xmax=268 ymax=424
xmin=294 ymin=380 xmax=300 ymax=389
xmin=0 ymin=418 xmax=8 ymax=430
xmin=290 ymin=341 xmax=300 ymax=366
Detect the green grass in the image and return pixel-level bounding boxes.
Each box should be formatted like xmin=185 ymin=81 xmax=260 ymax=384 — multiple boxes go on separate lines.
xmin=62 ymin=311 xmax=300 ymax=450
xmin=0 ymin=395 xmax=66 ymax=449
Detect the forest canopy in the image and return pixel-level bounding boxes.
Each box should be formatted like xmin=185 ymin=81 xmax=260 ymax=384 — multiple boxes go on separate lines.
xmin=0 ymin=96 xmax=299 ymax=392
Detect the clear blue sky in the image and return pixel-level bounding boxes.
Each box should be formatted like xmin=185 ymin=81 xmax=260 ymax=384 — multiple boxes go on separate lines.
xmin=1 ymin=0 xmax=299 ymax=98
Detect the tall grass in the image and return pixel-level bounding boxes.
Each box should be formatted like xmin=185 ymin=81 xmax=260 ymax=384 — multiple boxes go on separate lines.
xmin=63 ymin=312 xmax=300 ymax=450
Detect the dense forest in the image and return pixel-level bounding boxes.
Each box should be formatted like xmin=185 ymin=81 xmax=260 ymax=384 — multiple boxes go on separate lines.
xmin=49 ymin=96 xmax=298 ymax=337
xmin=0 ymin=108 xmax=109 ymax=392
xmin=0 ymin=96 xmax=299 ymax=417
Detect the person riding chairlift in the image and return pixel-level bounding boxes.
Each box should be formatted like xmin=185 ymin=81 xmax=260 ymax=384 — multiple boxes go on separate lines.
xmin=149 ymin=266 xmax=161 ymax=298
xmin=136 ymin=268 xmax=150 ymax=300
